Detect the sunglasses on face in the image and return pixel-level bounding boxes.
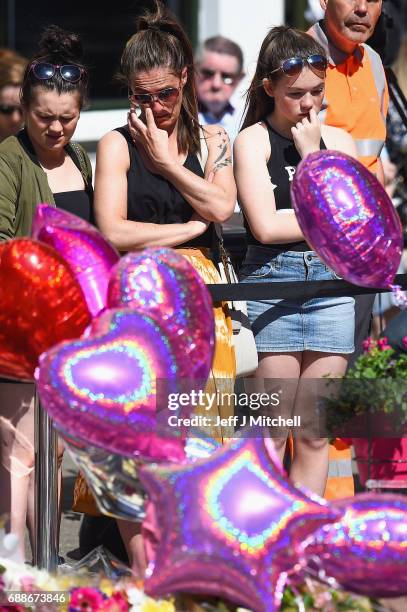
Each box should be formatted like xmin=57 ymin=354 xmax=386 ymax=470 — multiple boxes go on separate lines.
xmin=129 ymin=86 xmax=180 ymax=106
xmin=198 ymin=68 xmax=238 ymax=85
xmin=268 ymin=55 xmax=328 ymax=78
xmin=0 ymin=104 xmax=22 ymax=116
xmin=30 ymin=62 xmax=85 ymax=83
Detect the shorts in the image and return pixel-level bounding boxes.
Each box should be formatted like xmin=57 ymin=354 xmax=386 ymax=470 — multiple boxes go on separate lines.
xmin=239 ymin=245 xmax=355 ymax=354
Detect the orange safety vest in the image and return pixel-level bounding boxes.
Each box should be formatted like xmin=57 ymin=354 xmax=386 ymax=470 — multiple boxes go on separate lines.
xmin=309 ymin=22 xmax=389 ymax=175
xmin=307 ymin=22 xmax=389 ymax=499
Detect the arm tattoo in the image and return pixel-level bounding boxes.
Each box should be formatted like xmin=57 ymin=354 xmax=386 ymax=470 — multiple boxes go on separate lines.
xmin=214 ymin=143 xmax=228 ymax=165
xmin=211 ymin=128 xmax=231 ymax=171
xmin=213 ymin=156 xmax=232 ymax=174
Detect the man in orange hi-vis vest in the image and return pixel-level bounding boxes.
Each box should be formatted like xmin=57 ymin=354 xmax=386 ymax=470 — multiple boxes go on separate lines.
xmin=308 ymin=0 xmax=387 ymax=500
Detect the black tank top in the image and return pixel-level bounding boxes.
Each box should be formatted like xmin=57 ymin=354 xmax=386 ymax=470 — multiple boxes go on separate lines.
xmin=54 ymin=190 xmax=93 ymax=223
xmin=244 ymin=120 xmax=327 ymax=252
xmin=115 ymin=126 xmax=213 ymax=248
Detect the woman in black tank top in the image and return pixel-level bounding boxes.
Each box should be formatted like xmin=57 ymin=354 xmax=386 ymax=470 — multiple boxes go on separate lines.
xmin=93 ymin=3 xmax=236 ymax=576
xmin=234 ymin=27 xmax=357 ymax=498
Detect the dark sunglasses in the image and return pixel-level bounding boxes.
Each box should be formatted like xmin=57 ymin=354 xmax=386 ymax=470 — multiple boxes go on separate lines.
xmin=198 ymin=68 xmax=238 ymax=85
xmin=0 ymin=104 xmax=23 ymax=116
xmin=30 ymin=62 xmax=85 ymax=83
xmin=268 ymin=55 xmax=328 ymax=78
xmin=129 ymin=86 xmax=180 ymax=106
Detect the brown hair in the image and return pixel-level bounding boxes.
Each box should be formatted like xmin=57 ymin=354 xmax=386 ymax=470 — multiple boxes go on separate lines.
xmin=21 ymin=25 xmax=88 ymax=109
xmin=241 ymin=26 xmax=326 ymax=130
xmin=0 ymin=48 xmax=27 ymax=90
xmin=198 ymin=36 xmax=244 ymax=74
xmin=118 ymin=0 xmax=199 ymax=155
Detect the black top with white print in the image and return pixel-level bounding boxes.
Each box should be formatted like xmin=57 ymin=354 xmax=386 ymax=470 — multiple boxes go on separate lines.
xmin=244 ymin=120 xmax=326 ymax=252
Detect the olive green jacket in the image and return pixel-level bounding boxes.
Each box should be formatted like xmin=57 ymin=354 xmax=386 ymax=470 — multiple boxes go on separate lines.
xmin=0 ymin=129 xmax=93 ymax=241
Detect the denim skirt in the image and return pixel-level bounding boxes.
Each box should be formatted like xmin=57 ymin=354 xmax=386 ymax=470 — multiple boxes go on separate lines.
xmin=239 ymin=245 xmax=355 ymax=353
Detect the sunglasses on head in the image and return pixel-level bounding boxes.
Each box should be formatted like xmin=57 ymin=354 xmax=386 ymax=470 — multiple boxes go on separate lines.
xmin=0 ymin=104 xmax=22 ymax=116
xmin=128 ymin=86 xmax=180 ymax=106
xmin=268 ymin=55 xmax=328 ymax=78
xmin=198 ymin=68 xmax=238 ymax=85
xmin=30 ymin=62 xmax=85 ymax=83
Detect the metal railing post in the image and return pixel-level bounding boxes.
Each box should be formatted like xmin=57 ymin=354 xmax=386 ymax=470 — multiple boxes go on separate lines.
xmin=34 ymin=388 xmax=58 ymax=571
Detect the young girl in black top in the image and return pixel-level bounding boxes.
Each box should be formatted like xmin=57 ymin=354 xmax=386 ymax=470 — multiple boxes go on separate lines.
xmin=235 ymin=26 xmax=356 ymax=496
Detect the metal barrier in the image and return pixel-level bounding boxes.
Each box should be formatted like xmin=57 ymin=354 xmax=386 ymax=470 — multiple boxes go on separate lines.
xmin=34 ymin=391 xmax=58 ymax=571
xmin=33 ymin=274 xmax=407 ymax=571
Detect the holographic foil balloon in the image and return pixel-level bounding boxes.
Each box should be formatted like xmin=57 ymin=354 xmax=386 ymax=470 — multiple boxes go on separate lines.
xmin=291 ymin=150 xmax=403 ymax=288
xmin=108 ymin=248 xmax=215 ymax=379
xmin=32 ymin=204 xmax=120 ymax=316
xmin=62 ymin=432 xmax=146 ymax=521
xmin=184 ymin=436 xmax=220 ymax=462
xmin=0 ymin=239 xmax=90 ymax=381
xmin=304 ymin=493 xmax=407 ymax=597
xmin=139 ymin=437 xmax=339 ymax=612
xmin=36 ymin=308 xmax=193 ymax=460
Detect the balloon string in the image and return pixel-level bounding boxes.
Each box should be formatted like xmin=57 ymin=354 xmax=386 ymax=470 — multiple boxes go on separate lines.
xmin=390 ymin=284 xmax=407 ymax=310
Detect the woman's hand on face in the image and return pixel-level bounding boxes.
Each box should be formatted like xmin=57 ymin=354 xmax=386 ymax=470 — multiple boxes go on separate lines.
xmin=291 ymin=108 xmax=321 ymax=159
xmin=128 ymin=107 xmax=173 ymax=169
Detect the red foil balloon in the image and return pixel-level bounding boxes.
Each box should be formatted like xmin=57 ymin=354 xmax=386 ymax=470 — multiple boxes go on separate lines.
xmin=32 ymin=204 xmax=120 ymax=316
xmin=291 ymin=150 xmax=403 ymax=288
xmin=0 ymin=239 xmax=91 ymax=380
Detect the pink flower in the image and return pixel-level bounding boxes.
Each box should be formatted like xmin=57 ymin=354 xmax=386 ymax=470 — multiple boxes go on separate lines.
xmin=377 ymin=337 xmax=392 ymax=351
xmin=402 ymin=336 xmax=407 ymax=348
xmin=69 ymin=587 xmax=106 ymax=611
xmin=362 ymin=337 xmax=374 ymax=352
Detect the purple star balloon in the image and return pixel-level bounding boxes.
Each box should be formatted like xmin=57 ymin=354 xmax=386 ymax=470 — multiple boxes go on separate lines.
xmin=36 ymin=308 xmax=195 ymax=461
xmin=32 ymin=204 xmax=120 ymax=316
xmin=291 ymin=150 xmax=403 ymax=288
xmin=304 ymin=493 xmax=407 ymax=597
xmin=139 ymin=437 xmax=339 ymax=612
xmin=108 ymin=248 xmax=215 ymax=380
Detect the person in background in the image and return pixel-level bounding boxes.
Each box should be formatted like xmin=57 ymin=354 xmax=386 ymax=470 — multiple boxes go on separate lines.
xmin=234 ymin=26 xmax=356 ymax=497
xmin=0 ymin=48 xmax=27 ymax=143
xmin=195 ymin=37 xmax=245 ymax=241
xmin=386 ymin=35 xmax=407 ymax=208
xmin=94 ymin=0 xmax=235 ymax=575
xmin=308 ymin=0 xmax=387 ymax=363
xmin=195 ymin=36 xmax=245 ymax=144
xmin=308 ymin=0 xmax=387 ymax=498
xmin=0 ymin=25 xmax=92 ymax=562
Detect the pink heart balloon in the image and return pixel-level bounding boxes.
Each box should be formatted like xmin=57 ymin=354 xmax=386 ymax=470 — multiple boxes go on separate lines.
xmin=32 ymin=204 xmax=120 ymax=316
xmin=108 ymin=248 xmax=215 ymax=380
xmin=291 ymin=150 xmax=403 ymax=288
xmin=36 ymin=308 xmax=195 ymax=461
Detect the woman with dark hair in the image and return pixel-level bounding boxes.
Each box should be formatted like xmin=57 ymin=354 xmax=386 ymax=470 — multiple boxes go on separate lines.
xmin=94 ymin=0 xmax=236 ymax=574
xmin=0 ymin=48 xmax=27 ymax=143
xmin=0 ymin=25 xmax=92 ymax=561
xmin=235 ymin=26 xmax=356 ymax=496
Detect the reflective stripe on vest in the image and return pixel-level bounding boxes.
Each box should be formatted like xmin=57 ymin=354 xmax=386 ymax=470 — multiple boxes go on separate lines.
xmin=354 ymin=138 xmax=384 ymax=158
xmin=363 ymin=44 xmax=387 ymax=121
xmin=325 ymin=441 xmax=354 ymax=500
xmin=328 ymin=458 xmax=354 ymax=478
